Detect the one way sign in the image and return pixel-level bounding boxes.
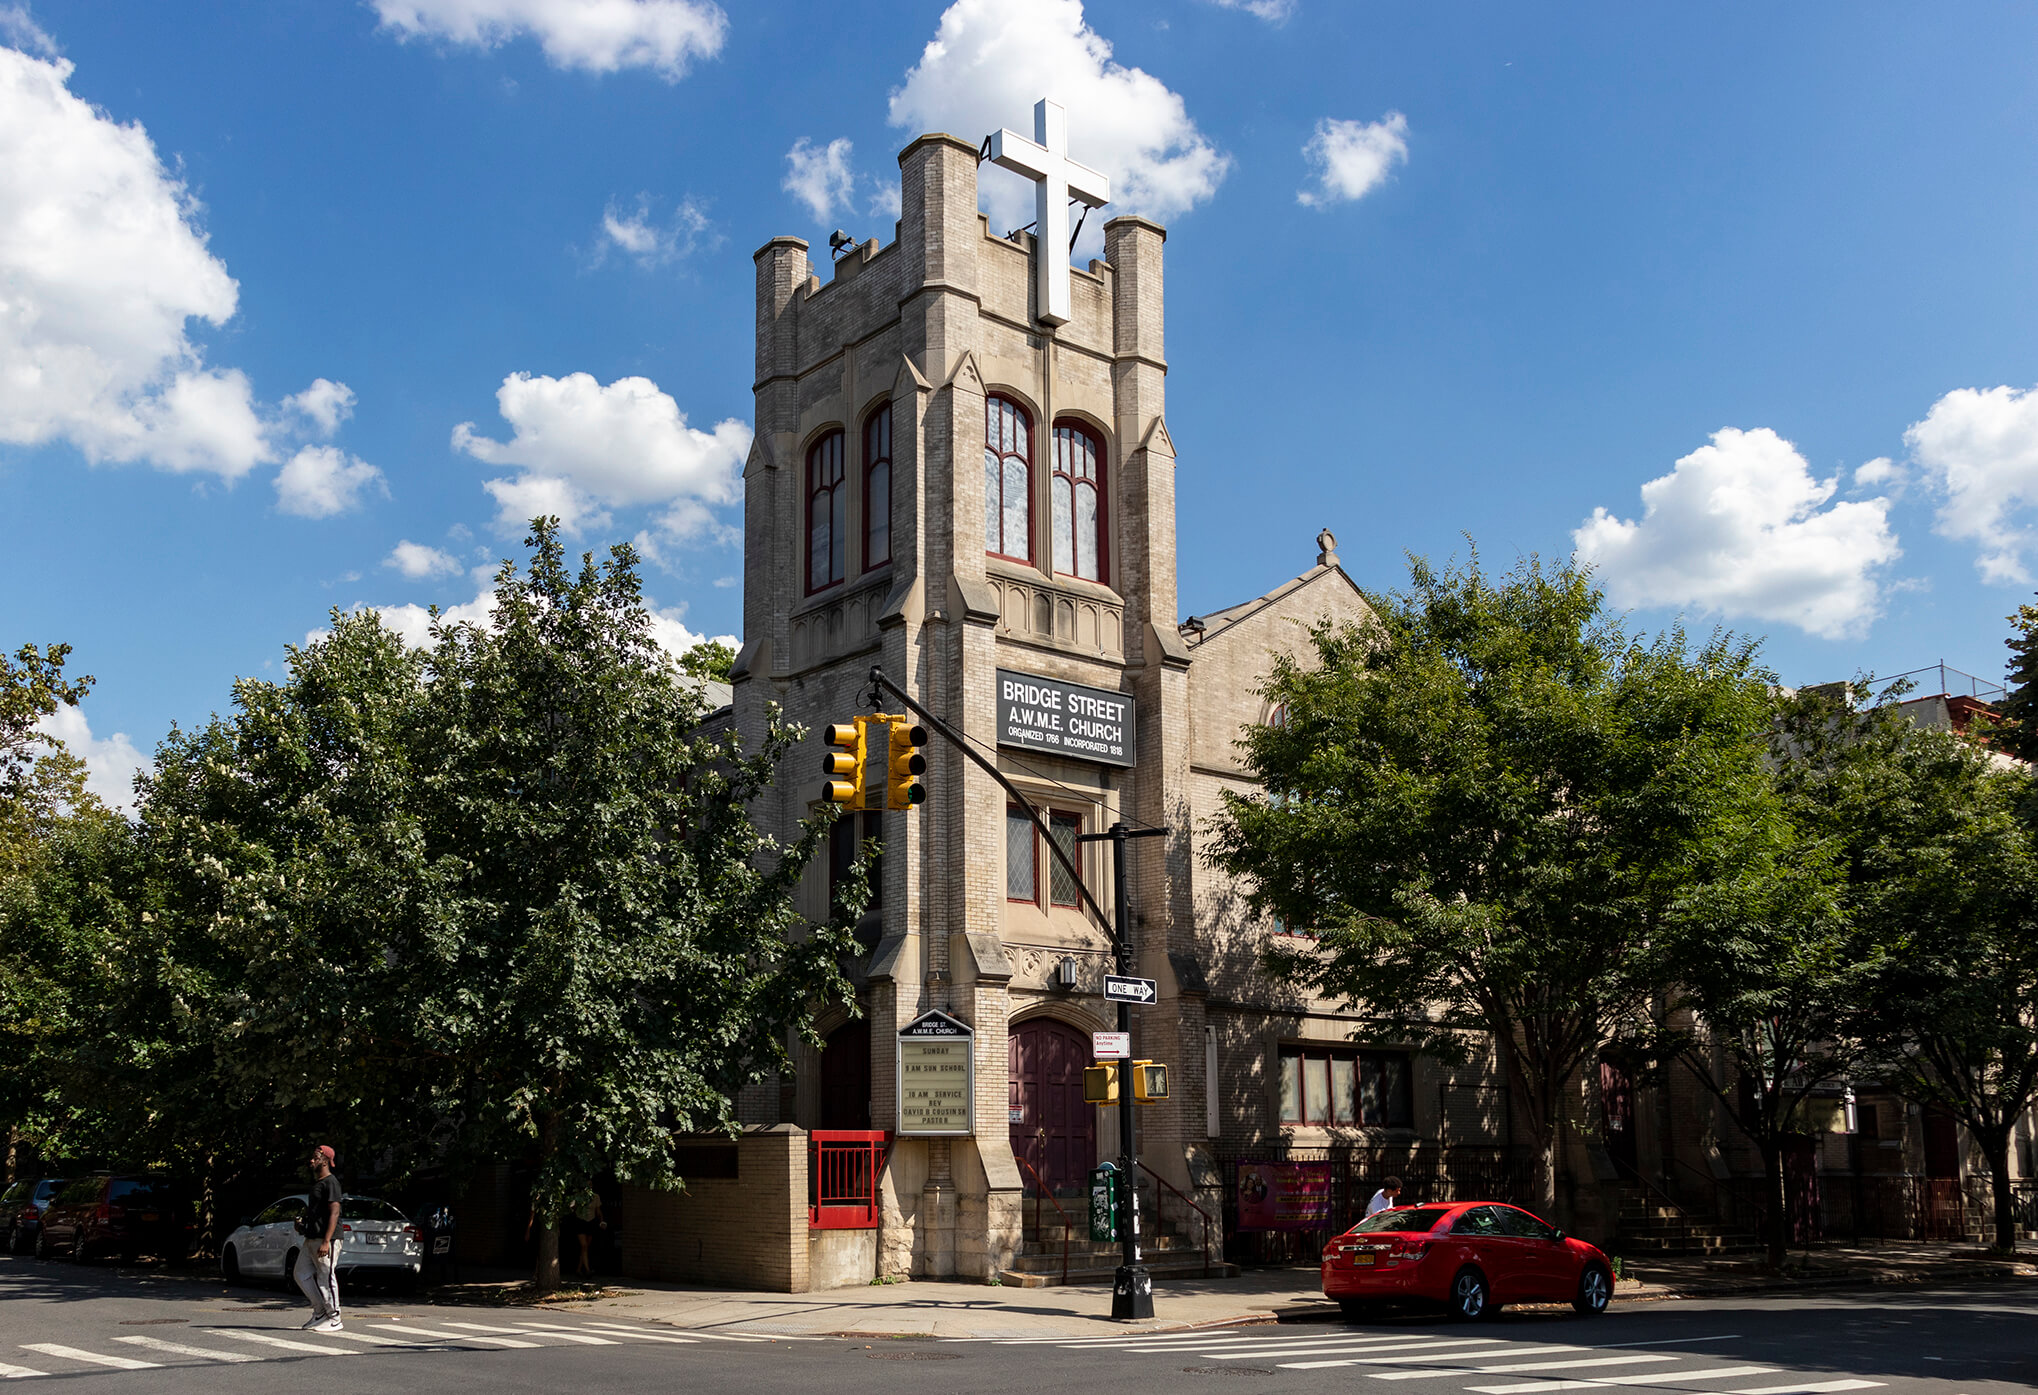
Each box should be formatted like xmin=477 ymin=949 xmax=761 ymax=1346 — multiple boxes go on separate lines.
xmin=1103 ymin=975 xmax=1157 ymax=1005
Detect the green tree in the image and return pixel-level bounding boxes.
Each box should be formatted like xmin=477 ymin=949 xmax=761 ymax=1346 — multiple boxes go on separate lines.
xmin=677 ymin=638 xmax=738 ymax=685
xmin=1208 ymin=553 xmax=1779 ymax=1212
xmin=1789 ymin=684 xmax=2038 ymax=1252
xmin=2000 ymin=596 xmax=2037 ymax=769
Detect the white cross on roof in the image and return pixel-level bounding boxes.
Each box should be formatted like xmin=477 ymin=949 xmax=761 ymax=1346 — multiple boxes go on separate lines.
xmin=987 ymin=100 xmax=1110 ymax=328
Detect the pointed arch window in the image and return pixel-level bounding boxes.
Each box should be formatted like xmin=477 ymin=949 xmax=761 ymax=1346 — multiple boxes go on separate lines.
xmin=1052 ymin=420 xmax=1106 ymax=583
xmin=863 ymin=403 xmax=892 ymax=570
xmin=985 ymin=395 xmax=1032 ymax=562
xmin=806 ymin=429 xmax=846 ymax=594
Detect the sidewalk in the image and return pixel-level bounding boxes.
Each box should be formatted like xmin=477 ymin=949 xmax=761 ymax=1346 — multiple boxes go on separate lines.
xmin=420 ymin=1242 xmax=2038 ymax=1339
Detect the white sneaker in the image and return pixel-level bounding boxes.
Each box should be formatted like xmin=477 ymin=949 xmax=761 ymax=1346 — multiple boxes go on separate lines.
xmin=299 ymin=1316 xmax=324 ymax=1330
xmin=314 ymin=1317 xmax=344 ymax=1332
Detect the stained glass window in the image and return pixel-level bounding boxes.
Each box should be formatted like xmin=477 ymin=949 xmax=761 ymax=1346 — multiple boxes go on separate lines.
xmin=985 ymin=396 xmax=1031 ymax=561
xmin=1052 ymin=421 xmax=1105 ymax=582
xmin=806 ymin=430 xmax=846 ymax=593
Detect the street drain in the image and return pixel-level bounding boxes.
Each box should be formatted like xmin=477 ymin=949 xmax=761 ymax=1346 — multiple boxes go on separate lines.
xmin=119 ymin=1319 xmax=187 ymax=1326
xmin=1182 ymin=1367 xmax=1274 ymax=1376
xmin=864 ymin=1351 xmax=962 ymax=1361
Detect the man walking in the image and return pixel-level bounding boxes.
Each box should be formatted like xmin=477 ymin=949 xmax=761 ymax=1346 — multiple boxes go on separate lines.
xmin=296 ymin=1145 xmax=344 ymax=1331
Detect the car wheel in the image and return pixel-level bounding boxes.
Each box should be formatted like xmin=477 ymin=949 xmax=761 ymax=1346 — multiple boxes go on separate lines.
xmin=1448 ymin=1267 xmax=1490 ymax=1321
xmin=34 ymin=1227 xmax=54 ymax=1261
xmin=221 ymin=1246 xmax=242 ymax=1283
xmin=1572 ymin=1263 xmax=1612 ymax=1316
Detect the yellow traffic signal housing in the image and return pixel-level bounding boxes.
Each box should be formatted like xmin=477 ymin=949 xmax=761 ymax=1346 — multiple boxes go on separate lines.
xmin=1083 ymin=1063 xmax=1119 ymax=1104
xmin=1130 ymin=1061 xmax=1169 ymax=1103
xmin=821 ymin=719 xmax=868 ymax=808
xmin=886 ymin=718 xmax=928 ymax=810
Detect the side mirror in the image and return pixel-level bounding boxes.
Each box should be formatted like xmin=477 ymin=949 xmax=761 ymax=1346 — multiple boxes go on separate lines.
xmin=238 ymin=1216 xmax=254 ymax=1228
xmin=1552 ymin=1229 xmax=1567 ymax=1243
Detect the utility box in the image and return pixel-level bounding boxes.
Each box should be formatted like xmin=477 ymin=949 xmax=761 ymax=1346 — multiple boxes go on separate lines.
xmin=1088 ymin=1163 xmax=1119 ymax=1242
xmin=1083 ymin=1063 xmax=1119 ymax=1104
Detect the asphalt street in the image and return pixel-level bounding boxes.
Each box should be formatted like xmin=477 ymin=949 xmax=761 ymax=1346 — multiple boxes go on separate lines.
xmin=0 ymin=1254 xmax=2032 ymax=1395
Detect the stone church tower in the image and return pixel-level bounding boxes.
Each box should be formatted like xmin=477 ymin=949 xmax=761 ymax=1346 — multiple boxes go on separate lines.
xmin=729 ymin=114 xmax=1373 ymax=1282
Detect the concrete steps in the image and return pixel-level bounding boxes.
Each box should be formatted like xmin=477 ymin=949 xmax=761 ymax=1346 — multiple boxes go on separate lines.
xmin=1612 ymin=1185 xmax=1760 ymax=1256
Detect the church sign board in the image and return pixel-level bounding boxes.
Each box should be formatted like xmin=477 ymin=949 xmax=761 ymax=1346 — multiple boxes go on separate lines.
xmin=897 ymin=1010 xmax=975 ymax=1137
xmin=996 ymin=669 xmax=1136 ymax=768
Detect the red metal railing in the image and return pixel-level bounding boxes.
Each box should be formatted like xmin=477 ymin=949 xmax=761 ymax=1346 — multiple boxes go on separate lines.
xmin=810 ymin=1130 xmax=888 ymax=1229
xmin=1138 ymin=1160 xmax=1215 ymax=1276
xmin=1013 ymin=1153 xmax=1071 ymax=1285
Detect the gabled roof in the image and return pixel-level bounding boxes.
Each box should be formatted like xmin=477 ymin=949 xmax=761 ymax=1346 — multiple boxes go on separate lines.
xmin=1181 ymin=563 xmax=1365 ymax=651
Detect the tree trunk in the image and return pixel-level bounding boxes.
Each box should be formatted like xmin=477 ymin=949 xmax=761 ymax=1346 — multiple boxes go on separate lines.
xmin=1759 ymin=1138 xmax=1787 ymax=1271
xmin=1978 ymin=1127 xmax=2017 ymax=1254
xmin=534 ymin=1221 xmax=561 ymax=1291
xmin=1530 ymin=1123 xmax=1559 ymax=1217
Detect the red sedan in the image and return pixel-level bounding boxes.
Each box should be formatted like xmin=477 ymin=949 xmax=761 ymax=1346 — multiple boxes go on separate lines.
xmin=1321 ymin=1200 xmax=1613 ymax=1320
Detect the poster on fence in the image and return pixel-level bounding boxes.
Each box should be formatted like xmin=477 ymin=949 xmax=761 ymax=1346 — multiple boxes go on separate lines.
xmin=1234 ymin=1161 xmax=1334 ymax=1230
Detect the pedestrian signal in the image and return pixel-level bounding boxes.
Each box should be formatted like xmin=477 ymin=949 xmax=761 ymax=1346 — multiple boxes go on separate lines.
xmin=1083 ymin=1063 xmax=1119 ymax=1104
xmin=886 ymin=718 xmax=928 ymax=810
xmin=1130 ymin=1061 xmax=1168 ymax=1102
xmin=821 ymin=719 xmax=868 ymax=808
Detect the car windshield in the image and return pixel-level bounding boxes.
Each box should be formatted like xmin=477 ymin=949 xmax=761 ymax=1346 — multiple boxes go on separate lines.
xmin=0 ymin=1183 xmax=25 ymax=1205
xmin=109 ymin=1179 xmax=173 ymax=1206
xmin=37 ymin=1180 xmax=66 ymax=1200
xmin=341 ymin=1197 xmax=408 ymax=1222
xmin=1347 ymin=1206 xmax=1451 ymax=1234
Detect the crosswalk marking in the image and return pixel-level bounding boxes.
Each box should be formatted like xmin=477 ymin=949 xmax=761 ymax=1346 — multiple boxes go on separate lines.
xmin=637 ymin=1328 xmax=773 ymax=1342
xmin=1725 ymin=1383 xmax=1883 ymax=1395
xmin=0 ymin=1363 xmax=45 ymax=1380
xmin=493 ymin=1323 xmax=618 ymax=1345
xmin=1468 ymin=1367 xmax=1782 ymax=1393
xmin=21 ymin=1343 xmax=158 ymax=1371
xmin=1099 ymin=1335 xmax=1466 ymax=1356
xmin=1375 ymin=1355 xmax=1681 ymax=1381
xmin=375 ymin=1323 xmax=538 ymax=1348
xmin=113 ymin=1334 xmax=263 ymax=1363
xmin=1272 ymin=1344 xmax=1571 ymax=1370
xmin=200 ymin=1328 xmax=358 ymax=1356
xmin=547 ymin=1322 xmax=699 ymax=1344
xmin=315 ymin=1327 xmax=435 ymax=1347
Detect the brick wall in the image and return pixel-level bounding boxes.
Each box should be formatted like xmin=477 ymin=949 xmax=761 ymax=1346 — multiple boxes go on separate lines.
xmin=619 ymin=1126 xmax=810 ymax=1292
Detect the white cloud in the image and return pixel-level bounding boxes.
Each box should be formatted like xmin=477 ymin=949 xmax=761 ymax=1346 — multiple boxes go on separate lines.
xmin=385 ymin=539 xmax=463 ymax=579
xmin=0 ymin=44 xmax=294 ymax=477
xmin=1207 ymin=0 xmax=1294 ymax=20
xmin=275 ymin=444 xmax=386 ymax=518
xmin=371 ymin=0 xmax=726 ymax=80
xmin=888 ymin=0 xmax=1229 ymax=250
xmin=1905 ymin=383 xmax=2038 ymax=585
xmin=36 ymin=703 xmax=145 ymax=815
xmin=452 ymin=371 xmax=747 ymax=545
xmin=783 ymin=137 xmax=855 ymax=222
xmin=596 ymin=193 xmax=711 ymax=267
xmin=1 ymin=4 xmax=58 ymax=56
xmin=1574 ymin=427 xmax=1902 ymax=642
xmin=283 ymin=378 xmax=356 ymax=436
xmin=1298 ymin=112 xmax=1409 ymax=208
xmin=340 ymin=581 xmax=732 ymax=667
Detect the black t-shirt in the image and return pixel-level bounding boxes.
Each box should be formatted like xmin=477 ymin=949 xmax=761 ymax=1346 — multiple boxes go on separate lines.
xmin=302 ymin=1175 xmax=341 ymax=1240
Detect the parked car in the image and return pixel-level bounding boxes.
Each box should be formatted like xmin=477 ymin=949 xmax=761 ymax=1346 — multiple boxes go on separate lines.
xmin=1321 ymin=1200 xmax=1614 ymax=1320
xmin=35 ymin=1174 xmax=193 ymax=1264
xmin=220 ymin=1193 xmax=423 ymax=1288
xmin=2 ymin=1178 xmax=68 ymax=1254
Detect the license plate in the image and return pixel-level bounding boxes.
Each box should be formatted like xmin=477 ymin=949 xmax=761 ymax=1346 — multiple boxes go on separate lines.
xmin=139 ymin=1213 xmax=159 ymax=1222
xmin=433 ymin=1237 xmax=451 ymax=1254
xmin=1349 ymin=1252 xmax=1374 ymax=1266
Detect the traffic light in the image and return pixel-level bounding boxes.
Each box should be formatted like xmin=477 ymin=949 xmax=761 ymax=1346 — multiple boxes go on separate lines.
xmin=821 ymin=719 xmax=868 ymax=808
xmin=1130 ymin=1061 xmax=1169 ymax=1103
xmin=886 ymin=718 xmax=928 ymax=810
xmin=1083 ymin=1063 xmax=1119 ymax=1104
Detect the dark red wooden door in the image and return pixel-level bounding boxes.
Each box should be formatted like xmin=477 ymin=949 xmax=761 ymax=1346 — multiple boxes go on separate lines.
xmin=1009 ymin=1018 xmax=1095 ymax=1196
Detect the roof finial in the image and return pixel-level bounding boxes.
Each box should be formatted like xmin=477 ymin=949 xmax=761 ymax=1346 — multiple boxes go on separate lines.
xmin=1316 ymin=528 xmax=1338 ymax=568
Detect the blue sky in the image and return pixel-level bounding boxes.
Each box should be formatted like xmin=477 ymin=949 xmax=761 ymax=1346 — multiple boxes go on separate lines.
xmin=5 ymin=0 xmax=2038 ymax=806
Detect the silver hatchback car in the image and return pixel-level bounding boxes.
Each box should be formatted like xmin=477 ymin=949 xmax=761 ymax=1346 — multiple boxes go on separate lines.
xmin=220 ymin=1192 xmax=423 ymax=1287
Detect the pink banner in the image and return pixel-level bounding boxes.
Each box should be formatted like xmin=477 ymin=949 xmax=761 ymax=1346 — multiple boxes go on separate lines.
xmin=1234 ymin=1161 xmax=1334 ymax=1231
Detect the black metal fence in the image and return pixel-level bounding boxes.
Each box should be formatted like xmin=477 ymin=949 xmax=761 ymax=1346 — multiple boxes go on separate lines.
xmin=1214 ymin=1144 xmax=1536 ymax=1265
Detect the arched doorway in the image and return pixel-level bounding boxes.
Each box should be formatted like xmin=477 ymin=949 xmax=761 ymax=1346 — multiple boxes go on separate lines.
xmin=1009 ymin=1017 xmax=1096 ymax=1197
xmin=819 ymin=1019 xmax=871 ymax=1130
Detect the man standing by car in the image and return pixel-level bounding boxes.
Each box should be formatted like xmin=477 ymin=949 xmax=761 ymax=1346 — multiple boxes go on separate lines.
xmin=297 ymin=1146 xmax=343 ymax=1331
xmin=1365 ymin=1176 xmax=1403 ymax=1216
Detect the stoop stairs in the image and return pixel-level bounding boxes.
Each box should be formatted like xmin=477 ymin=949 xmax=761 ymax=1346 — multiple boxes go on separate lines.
xmin=1613 ymin=1184 xmax=1760 ymax=1255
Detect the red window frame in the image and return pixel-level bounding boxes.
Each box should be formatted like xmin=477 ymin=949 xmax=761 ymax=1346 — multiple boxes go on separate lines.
xmin=1051 ymin=419 xmax=1107 ymax=584
xmin=985 ymin=394 xmax=1033 ymax=563
xmin=1277 ymin=1047 xmax=1414 ymax=1127
xmin=863 ymin=403 xmax=892 ymax=571
xmin=806 ymin=429 xmax=846 ymax=595
xmin=1006 ymin=807 xmax=1085 ymax=909
xmin=1005 ymin=806 xmax=1039 ymax=903
xmin=1047 ymin=811 xmax=1083 ymax=907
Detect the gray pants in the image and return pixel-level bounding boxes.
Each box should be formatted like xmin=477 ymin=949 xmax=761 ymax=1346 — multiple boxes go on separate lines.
xmin=294 ymin=1240 xmax=341 ymax=1322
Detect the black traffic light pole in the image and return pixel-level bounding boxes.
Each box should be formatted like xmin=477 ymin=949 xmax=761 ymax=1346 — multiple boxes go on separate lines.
xmin=1081 ymin=821 xmax=1167 ymax=1319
